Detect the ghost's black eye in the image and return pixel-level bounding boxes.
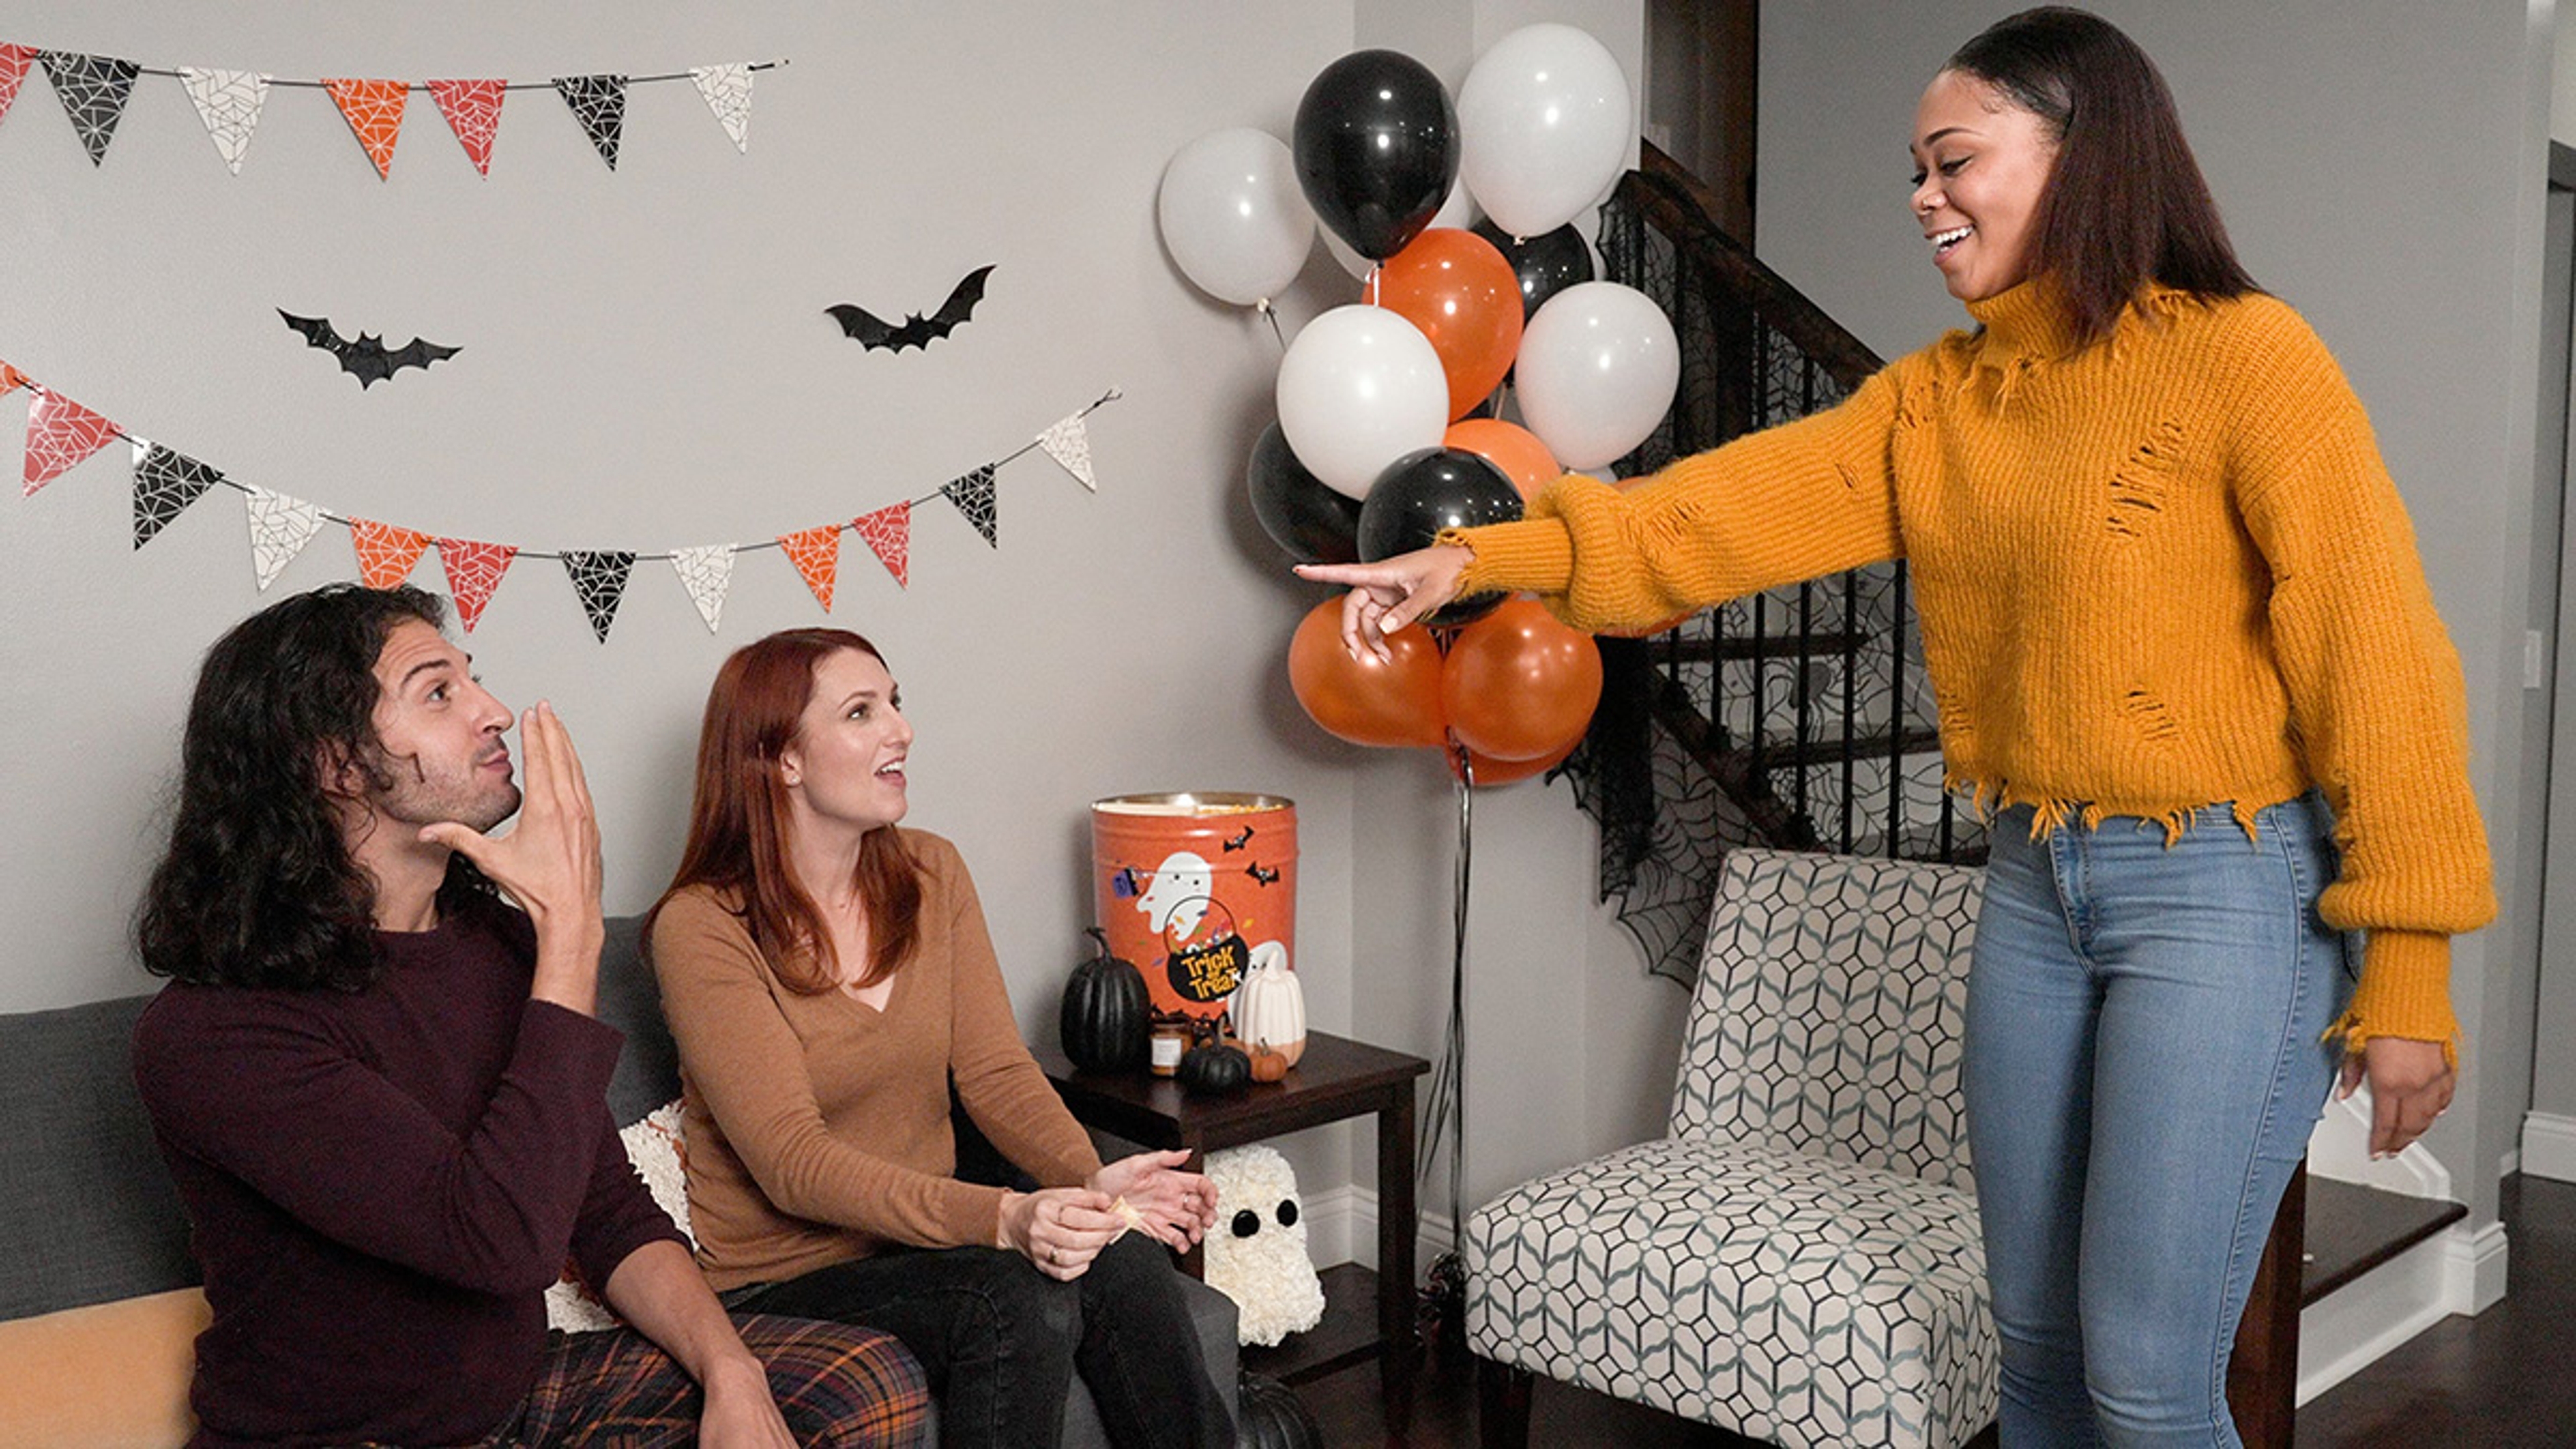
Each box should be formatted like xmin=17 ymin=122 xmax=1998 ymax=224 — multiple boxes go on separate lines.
xmin=1231 ymin=1209 xmax=1261 ymax=1238
xmin=1276 ymin=1199 xmax=1298 ymax=1228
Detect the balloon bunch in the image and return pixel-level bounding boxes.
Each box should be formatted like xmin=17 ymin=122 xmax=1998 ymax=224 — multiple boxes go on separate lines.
xmin=1159 ymin=25 xmax=1675 ymax=786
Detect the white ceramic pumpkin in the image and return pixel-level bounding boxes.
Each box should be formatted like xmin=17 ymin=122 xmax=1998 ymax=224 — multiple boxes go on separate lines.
xmin=1230 ymin=942 xmax=1306 ymax=1067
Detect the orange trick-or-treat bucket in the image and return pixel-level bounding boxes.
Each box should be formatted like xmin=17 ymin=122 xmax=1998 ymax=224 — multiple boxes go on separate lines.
xmin=1091 ymin=793 xmax=1297 ymax=1025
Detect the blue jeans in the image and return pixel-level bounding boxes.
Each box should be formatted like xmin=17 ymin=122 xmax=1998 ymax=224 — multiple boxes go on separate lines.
xmin=1964 ymin=794 xmax=2353 ymax=1446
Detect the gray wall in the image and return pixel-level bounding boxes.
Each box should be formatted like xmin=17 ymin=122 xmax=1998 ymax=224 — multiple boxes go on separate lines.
xmin=0 ymin=1 xmax=1674 ymax=1248
xmin=1757 ymin=1 xmax=2556 ymax=1227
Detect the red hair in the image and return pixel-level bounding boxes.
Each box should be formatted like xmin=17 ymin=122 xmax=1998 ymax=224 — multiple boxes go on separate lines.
xmin=656 ymin=629 xmax=921 ymax=996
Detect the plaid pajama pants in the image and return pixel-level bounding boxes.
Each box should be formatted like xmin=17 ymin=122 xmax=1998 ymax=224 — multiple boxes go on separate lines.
xmin=470 ymin=1311 xmax=930 ymax=1446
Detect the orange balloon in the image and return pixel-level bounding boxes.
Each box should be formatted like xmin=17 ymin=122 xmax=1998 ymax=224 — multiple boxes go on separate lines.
xmin=1443 ymin=418 xmax=1560 ymax=502
xmin=1446 ymin=732 xmax=1579 ymax=787
xmin=1369 ymin=228 xmax=1525 ymax=421
xmin=1438 ymin=597 xmax=1603 ymax=761
xmin=1288 ymin=596 xmax=1448 ymax=749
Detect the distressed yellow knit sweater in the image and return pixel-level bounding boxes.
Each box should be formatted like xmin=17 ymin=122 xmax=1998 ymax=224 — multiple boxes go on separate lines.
xmin=1446 ymin=278 xmax=2493 ymax=1053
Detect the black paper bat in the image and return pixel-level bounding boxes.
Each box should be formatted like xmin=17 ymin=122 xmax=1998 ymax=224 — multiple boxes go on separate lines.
xmin=279 ymin=310 xmax=461 ymax=389
xmin=826 ymin=266 xmax=994 ymax=352
xmin=1222 ymin=826 xmax=1254 ymax=853
xmin=1245 ymin=863 xmax=1279 ymax=886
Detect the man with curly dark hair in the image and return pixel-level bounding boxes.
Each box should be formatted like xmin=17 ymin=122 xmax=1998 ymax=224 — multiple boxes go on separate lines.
xmin=129 ymin=583 xmax=928 ymax=1448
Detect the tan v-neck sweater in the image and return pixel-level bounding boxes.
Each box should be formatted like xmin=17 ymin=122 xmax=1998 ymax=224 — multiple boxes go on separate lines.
xmin=651 ymin=829 xmax=1102 ymax=1291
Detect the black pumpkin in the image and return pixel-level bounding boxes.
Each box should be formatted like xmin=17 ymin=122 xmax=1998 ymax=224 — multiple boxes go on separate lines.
xmin=1059 ymin=928 xmax=1150 ymax=1073
xmin=1178 ymin=1039 xmax=1252 ymax=1095
xmin=1235 ymin=1371 xmax=1322 ymax=1449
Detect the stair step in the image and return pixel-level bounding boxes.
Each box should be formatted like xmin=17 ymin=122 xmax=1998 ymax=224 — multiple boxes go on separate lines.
xmin=1656 ymin=630 xmax=1868 ymax=662
xmin=2303 ymin=1177 xmax=2467 ymax=1305
xmin=1734 ymin=726 xmax=1944 ymax=773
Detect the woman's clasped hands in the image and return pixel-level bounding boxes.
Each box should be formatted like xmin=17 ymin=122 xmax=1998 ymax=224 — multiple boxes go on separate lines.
xmin=1001 ymin=1150 xmax=1218 ymax=1281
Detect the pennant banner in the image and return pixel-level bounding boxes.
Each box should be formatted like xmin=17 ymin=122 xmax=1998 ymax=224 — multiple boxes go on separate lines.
xmin=690 ymin=63 xmax=752 ymax=154
xmin=23 ymin=388 xmax=118 ymax=496
xmin=246 ymin=488 xmax=321 ymax=591
xmin=1037 ymin=414 xmax=1096 ymax=491
xmin=0 ymin=44 xmax=36 ymax=128
xmin=853 ymin=501 xmax=910 ymax=589
xmin=671 ymin=543 xmax=735 ymax=633
xmin=778 ymin=523 xmax=841 ymax=612
xmin=562 ymin=549 xmax=635 ymax=642
xmin=941 ymin=465 xmax=999 ymax=547
xmin=41 ymin=51 xmax=140 ymax=166
xmin=132 ymin=441 xmax=223 ymax=548
xmin=13 ymin=360 xmax=1114 ymax=637
xmin=553 ymin=74 xmax=627 ymax=170
xmin=437 ymin=537 xmax=516 ymax=631
xmin=426 ymin=78 xmax=504 ymax=176
xmin=179 ymin=67 xmax=268 ymax=174
xmin=350 ymin=517 xmax=430 ymax=588
xmin=324 ymin=77 xmax=407 ymax=179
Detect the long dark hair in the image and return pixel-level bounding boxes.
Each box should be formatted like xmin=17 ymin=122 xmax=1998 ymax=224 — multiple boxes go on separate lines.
xmin=1948 ymin=6 xmax=2259 ymax=347
xmin=137 ymin=584 xmax=489 ymax=991
xmin=655 ymin=629 xmax=922 ymax=996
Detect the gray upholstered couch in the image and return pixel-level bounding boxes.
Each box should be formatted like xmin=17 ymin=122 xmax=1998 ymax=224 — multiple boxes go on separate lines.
xmin=0 ymin=916 xmax=1237 ymax=1446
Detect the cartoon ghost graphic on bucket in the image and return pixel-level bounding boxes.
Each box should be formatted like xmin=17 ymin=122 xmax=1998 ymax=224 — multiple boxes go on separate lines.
xmin=1093 ymin=794 xmax=1297 ymax=1024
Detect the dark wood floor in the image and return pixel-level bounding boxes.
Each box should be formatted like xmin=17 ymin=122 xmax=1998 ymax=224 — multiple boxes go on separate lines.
xmin=1261 ymin=1174 xmax=2576 ymax=1447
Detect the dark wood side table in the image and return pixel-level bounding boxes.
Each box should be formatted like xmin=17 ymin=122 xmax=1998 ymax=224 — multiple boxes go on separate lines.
xmin=1032 ymin=1030 xmax=1431 ymax=1424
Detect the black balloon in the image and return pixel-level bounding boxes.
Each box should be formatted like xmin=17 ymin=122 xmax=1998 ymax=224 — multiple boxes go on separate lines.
xmin=1247 ymin=423 xmax=1362 ymax=565
xmin=1356 ymin=447 xmax=1523 ymax=627
xmin=1293 ymin=50 xmax=1460 ymax=262
xmin=1472 ymin=219 xmax=1597 ymax=321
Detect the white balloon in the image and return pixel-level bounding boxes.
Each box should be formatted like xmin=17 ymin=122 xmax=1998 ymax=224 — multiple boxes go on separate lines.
xmin=1275 ymin=305 xmax=1450 ymax=499
xmin=1514 ymin=282 xmax=1678 ymax=472
xmin=1458 ymin=24 xmax=1633 ymax=239
xmin=1158 ymin=128 xmax=1316 ymax=308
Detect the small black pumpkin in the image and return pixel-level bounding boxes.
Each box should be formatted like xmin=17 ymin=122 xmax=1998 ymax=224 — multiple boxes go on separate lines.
xmin=1059 ymin=927 xmax=1150 ymax=1073
xmin=1235 ymin=1371 xmax=1322 ymax=1449
xmin=1178 ymin=1039 xmax=1252 ymax=1096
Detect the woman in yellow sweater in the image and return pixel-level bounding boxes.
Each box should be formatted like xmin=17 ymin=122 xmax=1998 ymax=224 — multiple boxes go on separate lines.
xmin=650 ymin=629 xmax=1232 ymax=1448
xmin=1304 ymin=8 xmax=2492 ymax=1445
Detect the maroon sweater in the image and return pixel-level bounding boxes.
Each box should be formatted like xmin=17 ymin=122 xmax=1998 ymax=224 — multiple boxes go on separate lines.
xmin=131 ymin=891 xmax=683 ymax=1448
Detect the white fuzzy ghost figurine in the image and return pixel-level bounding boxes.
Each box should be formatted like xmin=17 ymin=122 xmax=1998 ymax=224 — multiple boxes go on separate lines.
xmin=1202 ymin=1144 xmax=1326 ymax=1346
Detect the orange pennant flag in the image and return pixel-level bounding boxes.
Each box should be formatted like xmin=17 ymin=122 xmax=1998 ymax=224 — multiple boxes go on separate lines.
xmin=853 ymin=502 xmax=910 ymax=589
xmin=426 ymin=78 xmax=504 ymax=175
xmin=23 ymin=388 xmax=119 ymax=496
xmin=777 ymin=524 xmax=842 ymax=612
xmin=324 ymin=78 xmax=408 ymax=179
xmin=437 ymin=537 xmax=517 ymax=632
xmin=350 ymin=518 xmax=431 ymax=588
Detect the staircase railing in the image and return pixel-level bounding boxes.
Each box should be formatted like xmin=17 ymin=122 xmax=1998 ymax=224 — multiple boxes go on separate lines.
xmin=1561 ymin=143 xmax=1984 ymax=987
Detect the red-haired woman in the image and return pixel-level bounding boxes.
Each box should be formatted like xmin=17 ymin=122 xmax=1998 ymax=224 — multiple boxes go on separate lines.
xmin=1305 ymin=9 xmax=2489 ymax=1445
xmin=650 ymin=629 xmax=1232 ymax=1449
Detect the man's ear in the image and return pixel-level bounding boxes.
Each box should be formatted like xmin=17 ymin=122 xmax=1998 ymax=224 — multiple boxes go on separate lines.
xmin=317 ymin=740 xmax=367 ymax=802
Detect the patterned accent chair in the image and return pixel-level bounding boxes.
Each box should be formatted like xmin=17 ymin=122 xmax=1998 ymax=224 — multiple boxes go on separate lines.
xmin=1466 ymin=849 xmax=1998 ymax=1448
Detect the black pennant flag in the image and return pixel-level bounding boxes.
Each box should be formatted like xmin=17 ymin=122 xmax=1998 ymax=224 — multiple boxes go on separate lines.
xmin=941 ymin=465 xmax=999 ymax=547
xmin=552 ymin=75 xmax=628 ymax=170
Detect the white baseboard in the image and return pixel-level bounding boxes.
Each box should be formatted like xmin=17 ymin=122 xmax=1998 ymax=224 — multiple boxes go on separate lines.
xmin=2294 ymin=1229 xmax=2451 ymax=1405
xmin=1303 ymin=1184 xmax=1454 ymax=1283
xmin=2521 ymin=1111 xmax=2576 ymax=1183
xmin=2296 ymin=1218 xmax=2508 ymax=1403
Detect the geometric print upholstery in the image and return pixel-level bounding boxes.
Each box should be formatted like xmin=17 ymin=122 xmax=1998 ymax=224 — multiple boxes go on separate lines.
xmin=1465 ymin=1138 xmax=1996 ymax=1449
xmin=1670 ymin=850 xmax=1984 ymax=1187
xmin=1466 ymin=850 xmax=1998 ymax=1448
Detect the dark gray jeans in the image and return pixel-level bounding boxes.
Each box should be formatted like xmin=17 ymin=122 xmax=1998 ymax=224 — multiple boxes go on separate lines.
xmin=731 ymin=1233 xmax=1232 ymax=1449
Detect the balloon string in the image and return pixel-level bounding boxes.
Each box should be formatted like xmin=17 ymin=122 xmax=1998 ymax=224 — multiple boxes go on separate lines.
xmin=1258 ymin=300 xmax=1287 ymax=354
xmin=1416 ymin=737 xmax=1472 ymax=1250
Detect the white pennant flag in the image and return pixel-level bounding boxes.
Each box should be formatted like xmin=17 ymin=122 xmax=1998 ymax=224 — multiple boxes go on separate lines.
xmin=690 ymin=63 xmax=753 ymax=154
xmin=246 ymin=487 xmax=321 ymax=590
xmin=180 ymin=67 xmax=270 ymax=174
xmin=1036 ymin=413 xmax=1096 ymax=491
xmin=670 ymin=543 xmax=737 ymax=633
